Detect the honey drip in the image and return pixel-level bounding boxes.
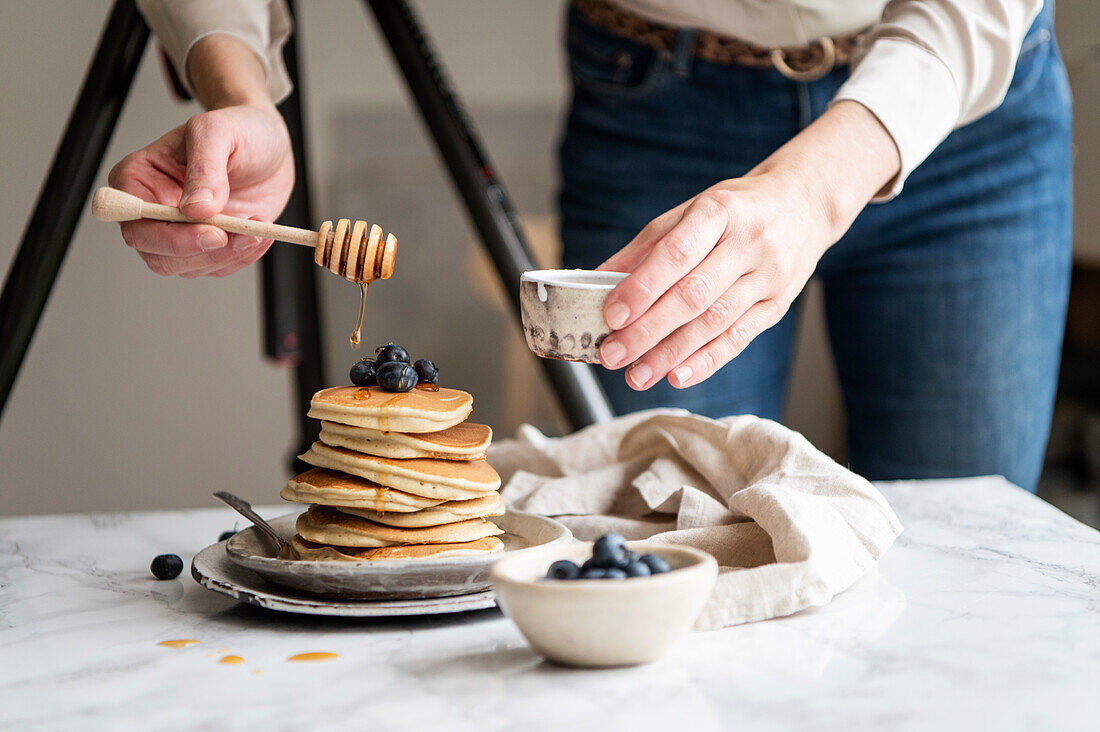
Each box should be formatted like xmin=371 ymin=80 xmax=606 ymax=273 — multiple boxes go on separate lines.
xmin=157 ymin=639 xmax=199 ymax=649
xmin=415 ymin=383 xmax=440 ymax=393
xmin=354 ymin=387 xmax=372 ymax=401
xmin=287 ymin=652 xmax=341 ymax=663
xmin=219 ymin=655 xmax=245 ymax=665
xmin=349 ymin=282 xmax=367 ymax=349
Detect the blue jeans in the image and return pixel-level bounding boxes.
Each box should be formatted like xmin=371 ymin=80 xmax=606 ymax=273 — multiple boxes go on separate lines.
xmin=557 ymin=3 xmax=1073 ymax=491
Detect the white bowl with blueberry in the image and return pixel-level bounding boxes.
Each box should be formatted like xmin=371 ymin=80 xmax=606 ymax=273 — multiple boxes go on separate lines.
xmin=490 ymin=533 xmax=718 ymax=667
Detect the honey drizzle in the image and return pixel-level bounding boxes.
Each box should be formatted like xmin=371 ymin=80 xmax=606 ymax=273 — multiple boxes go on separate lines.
xmin=377 ymin=392 xmax=409 ymax=434
xmin=218 ymin=655 xmax=245 ymax=665
xmin=287 ymin=652 xmax=341 ymax=663
xmin=415 ymin=382 xmax=439 ymax=393
xmin=349 ymin=282 xmax=368 ymax=349
xmin=157 ymin=639 xmax=199 ymax=649
xmin=354 ymin=387 xmax=372 ymax=400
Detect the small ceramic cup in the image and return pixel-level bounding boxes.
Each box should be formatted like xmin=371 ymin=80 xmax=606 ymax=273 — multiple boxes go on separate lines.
xmin=490 ymin=541 xmax=718 ymax=667
xmin=519 ymin=269 xmax=628 ymax=363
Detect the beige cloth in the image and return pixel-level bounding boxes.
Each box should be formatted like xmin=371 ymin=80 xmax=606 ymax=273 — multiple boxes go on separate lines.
xmin=489 ymin=409 xmax=903 ymax=630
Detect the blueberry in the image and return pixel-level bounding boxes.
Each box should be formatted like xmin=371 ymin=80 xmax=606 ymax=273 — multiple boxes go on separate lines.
xmin=218 ymin=530 xmax=235 ymax=542
xmin=624 ymin=549 xmax=639 ymax=565
xmin=350 ymin=358 xmax=378 ymax=387
xmin=375 ymin=343 xmax=411 ymax=366
xmin=604 ymin=567 xmax=628 ymax=580
xmin=376 ymin=361 xmax=418 ymax=392
xmin=580 ymin=557 xmax=598 ymax=573
xmin=624 ymin=560 xmax=651 ymax=578
xmin=150 ymin=554 xmax=183 ymax=580
xmin=413 ymin=358 xmax=438 ymax=384
xmin=546 ymin=559 xmax=581 ymax=580
xmin=639 ymin=553 xmax=672 ymax=575
xmin=580 ymin=567 xmax=609 ymax=580
xmin=592 ymin=533 xmax=629 ymax=569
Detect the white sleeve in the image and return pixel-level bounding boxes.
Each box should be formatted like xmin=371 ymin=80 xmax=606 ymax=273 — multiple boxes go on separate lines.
xmin=831 ymin=0 xmax=1044 ymax=200
xmin=136 ymin=0 xmax=293 ymax=104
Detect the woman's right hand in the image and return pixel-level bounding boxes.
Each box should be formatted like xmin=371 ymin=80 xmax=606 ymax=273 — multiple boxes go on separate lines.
xmin=108 ymin=101 xmax=294 ymax=278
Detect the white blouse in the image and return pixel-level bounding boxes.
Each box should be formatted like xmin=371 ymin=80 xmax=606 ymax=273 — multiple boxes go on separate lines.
xmin=136 ymin=0 xmax=1046 ymax=199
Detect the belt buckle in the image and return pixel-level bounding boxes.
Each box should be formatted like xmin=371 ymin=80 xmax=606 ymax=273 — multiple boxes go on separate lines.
xmin=770 ymin=37 xmax=835 ymax=82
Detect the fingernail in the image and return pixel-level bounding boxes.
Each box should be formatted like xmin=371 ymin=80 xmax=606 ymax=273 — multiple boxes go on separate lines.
xmin=672 ymin=365 xmax=692 ymax=385
xmin=181 ymin=188 xmax=213 ymax=208
xmin=629 ymin=363 xmax=652 ymax=389
xmin=604 ymin=301 xmax=630 ymax=330
xmin=601 ymin=340 xmax=626 ymax=368
xmin=197 ymin=231 xmax=224 ymax=251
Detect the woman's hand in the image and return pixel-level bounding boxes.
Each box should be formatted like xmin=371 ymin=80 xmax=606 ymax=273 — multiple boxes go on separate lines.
xmin=109 ymin=104 xmax=293 ymax=277
xmin=107 ymin=35 xmax=294 ymax=278
xmin=596 ymin=100 xmax=901 ymax=390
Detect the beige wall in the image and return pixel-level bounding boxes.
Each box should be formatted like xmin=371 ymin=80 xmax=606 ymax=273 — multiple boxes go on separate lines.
xmin=2 ymin=1 xmax=1096 ymax=515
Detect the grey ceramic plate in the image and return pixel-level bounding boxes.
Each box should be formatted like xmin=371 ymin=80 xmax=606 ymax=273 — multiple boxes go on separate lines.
xmin=222 ymin=510 xmax=571 ymax=600
xmin=191 ymin=543 xmax=497 ymax=617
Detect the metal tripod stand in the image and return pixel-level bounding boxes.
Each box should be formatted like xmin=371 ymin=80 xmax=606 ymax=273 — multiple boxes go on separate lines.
xmin=0 ymin=0 xmax=613 ymax=467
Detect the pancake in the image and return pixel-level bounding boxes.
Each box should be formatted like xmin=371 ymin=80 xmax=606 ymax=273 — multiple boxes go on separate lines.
xmin=296 ymin=504 xmax=503 ymax=547
xmin=307 ymin=385 xmax=473 ymax=433
xmin=281 ymin=468 xmax=445 ymax=512
xmin=289 ymin=534 xmax=504 ymax=561
xmin=319 ymin=420 xmax=491 ymax=460
xmin=300 ymin=442 xmax=500 ymax=500
xmin=336 ymin=491 xmax=505 ymax=528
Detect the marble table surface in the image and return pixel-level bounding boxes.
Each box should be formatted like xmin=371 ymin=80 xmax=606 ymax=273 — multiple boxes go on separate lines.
xmin=1 ymin=476 xmax=1098 ymax=731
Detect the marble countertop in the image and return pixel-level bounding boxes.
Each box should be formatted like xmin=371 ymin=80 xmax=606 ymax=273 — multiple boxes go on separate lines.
xmin=1 ymin=476 xmax=1098 ymax=731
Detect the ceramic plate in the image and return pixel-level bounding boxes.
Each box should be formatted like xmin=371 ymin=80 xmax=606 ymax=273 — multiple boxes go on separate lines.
xmin=191 ymin=543 xmax=497 ymax=617
xmin=221 ymin=510 xmax=571 ymax=600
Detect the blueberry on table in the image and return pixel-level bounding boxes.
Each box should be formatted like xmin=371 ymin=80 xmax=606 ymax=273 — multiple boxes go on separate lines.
xmin=639 ymin=553 xmax=671 ymax=575
xmin=413 ymin=358 xmax=438 ymax=384
xmin=592 ymin=533 xmax=629 ymax=569
xmin=604 ymin=567 xmax=628 ymax=580
xmin=376 ymin=361 xmax=418 ymax=392
xmin=218 ymin=530 xmax=235 ymax=542
xmin=624 ymin=560 xmax=651 ymax=577
xmin=350 ymin=358 xmax=378 ymax=387
xmin=546 ymin=559 xmax=581 ymax=580
xmin=375 ymin=343 xmax=411 ymax=365
xmin=150 ymin=554 xmax=183 ymax=580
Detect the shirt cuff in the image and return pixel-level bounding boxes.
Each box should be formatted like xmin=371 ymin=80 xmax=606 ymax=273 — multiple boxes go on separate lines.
xmin=137 ymin=0 xmax=293 ymax=105
xmin=832 ymin=37 xmax=960 ymax=201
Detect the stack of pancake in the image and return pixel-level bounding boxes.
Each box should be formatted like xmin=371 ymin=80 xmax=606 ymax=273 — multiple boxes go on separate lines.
xmin=280 ymin=385 xmax=505 ymax=561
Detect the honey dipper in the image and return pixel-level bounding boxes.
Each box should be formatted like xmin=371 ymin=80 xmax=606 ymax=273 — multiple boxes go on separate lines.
xmin=91 ymin=186 xmax=396 ymax=283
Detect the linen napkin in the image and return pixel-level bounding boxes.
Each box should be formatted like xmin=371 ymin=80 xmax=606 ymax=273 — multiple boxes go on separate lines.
xmin=489 ymin=409 xmax=903 ymax=630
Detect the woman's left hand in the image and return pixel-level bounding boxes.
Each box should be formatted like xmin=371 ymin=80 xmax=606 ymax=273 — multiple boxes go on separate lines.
xmin=596 ymin=173 xmax=828 ymax=390
xmin=595 ymin=100 xmax=901 ymax=391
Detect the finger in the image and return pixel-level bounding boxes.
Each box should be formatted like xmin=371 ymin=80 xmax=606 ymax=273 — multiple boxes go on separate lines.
xmin=618 ymin=274 xmax=765 ymax=389
xmin=669 ymin=299 xmax=790 ymax=389
xmin=138 ymin=242 xmax=246 ymax=277
xmin=179 ymin=114 xmax=233 ymax=218
xmin=203 ymin=237 xmax=271 ymax=277
xmin=598 ymin=241 xmax=757 ymax=370
xmin=601 ymin=197 xmax=728 ymax=334
xmin=120 ymin=219 xmax=228 ymax=257
xmin=597 ymin=203 xmax=686 ymax=274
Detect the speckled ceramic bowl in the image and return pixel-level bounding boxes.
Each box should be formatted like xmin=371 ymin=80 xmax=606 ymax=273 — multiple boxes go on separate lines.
xmin=224 ymin=510 xmax=572 ymax=600
xmin=520 ymin=269 xmax=627 ymax=363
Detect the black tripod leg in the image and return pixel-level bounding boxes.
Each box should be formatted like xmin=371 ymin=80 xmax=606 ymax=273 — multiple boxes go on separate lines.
xmin=363 ymin=0 xmax=614 ymax=431
xmin=0 ymin=0 xmax=148 ymax=420
xmin=261 ymin=0 xmax=327 ymax=473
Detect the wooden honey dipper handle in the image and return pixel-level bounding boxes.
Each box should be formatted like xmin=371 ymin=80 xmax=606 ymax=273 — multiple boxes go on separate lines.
xmin=91 ymin=187 xmax=396 ymax=283
xmin=91 ymin=186 xmax=317 ymax=246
